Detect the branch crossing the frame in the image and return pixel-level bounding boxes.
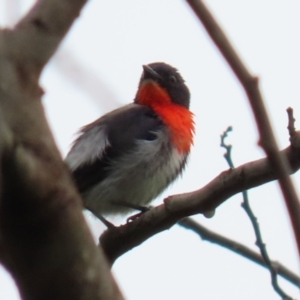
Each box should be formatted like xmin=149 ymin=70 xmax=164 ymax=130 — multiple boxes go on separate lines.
xmin=221 ymin=127 xmax=294 ymax=300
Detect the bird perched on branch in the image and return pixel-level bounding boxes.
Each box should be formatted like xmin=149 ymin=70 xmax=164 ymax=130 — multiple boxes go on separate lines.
xmin=66 ymin=62 xmax=195 ymax=225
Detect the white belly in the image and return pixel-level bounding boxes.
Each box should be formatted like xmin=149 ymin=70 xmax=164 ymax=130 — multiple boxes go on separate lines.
xmin=82 ymin=132 xmax=187 ymax=217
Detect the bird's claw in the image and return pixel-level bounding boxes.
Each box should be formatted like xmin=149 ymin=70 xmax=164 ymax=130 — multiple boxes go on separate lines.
xmin=126 ymin=205 xmax=152 ymax=223
xmin=127 ymin=212 xmax=143 ymax=223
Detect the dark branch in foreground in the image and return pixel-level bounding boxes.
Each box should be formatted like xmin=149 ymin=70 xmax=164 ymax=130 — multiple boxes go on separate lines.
xmin=100 ymin=133 xmax=300 ymax=265
xmin=185 ymin=0 xmax=300 ymax=259
xmin=0 ymin=1 xmax=124 ymax=299
xmin=178 ymin=218 xmax=300 ymax=289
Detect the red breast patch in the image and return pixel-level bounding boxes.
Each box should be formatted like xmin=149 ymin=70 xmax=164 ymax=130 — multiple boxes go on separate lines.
xmin=136 ymin=81 xmax=195 ymax=153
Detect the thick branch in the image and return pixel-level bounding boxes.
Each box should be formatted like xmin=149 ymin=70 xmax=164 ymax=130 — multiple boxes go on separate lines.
xmin=185 ymin=0 xmax=300 ymax=259
xmin=0 ymin=107 xmax=14 ymax=261
xmin=10 ymin=0 xmax=87 ymax=77
xmin=101 ymin=140 xmax=300 ymax=264
xmin=0 ymin=1 xmax=124 ymax=299
xmin=1 ymin=145 xmax=123 ymax=300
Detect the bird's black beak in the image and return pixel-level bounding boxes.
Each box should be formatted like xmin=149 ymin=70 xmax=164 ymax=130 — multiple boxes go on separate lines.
xmin=142 ymin=65 xmax=163 ymax=81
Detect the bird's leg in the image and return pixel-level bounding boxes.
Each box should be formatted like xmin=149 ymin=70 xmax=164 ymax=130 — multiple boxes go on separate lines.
xmin=111 ymin=200 xmax=150 ymax=212
xmin=126 ymin=211 xmax=148 ymax=223
xmin=110 ymin=200 xmax=151 ymax=223
xmin=97 ymin=214 xmax=116 ymax=228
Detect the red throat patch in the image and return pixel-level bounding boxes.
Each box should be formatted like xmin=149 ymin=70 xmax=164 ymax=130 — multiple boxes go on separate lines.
xmin=136 ymin=81 xmax=195 ymax=153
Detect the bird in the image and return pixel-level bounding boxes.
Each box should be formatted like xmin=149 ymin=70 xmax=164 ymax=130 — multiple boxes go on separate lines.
xmin=65 ymin=62 xmax=195 ymax=225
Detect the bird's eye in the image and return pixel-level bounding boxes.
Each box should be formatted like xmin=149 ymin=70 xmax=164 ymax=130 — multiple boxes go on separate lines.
xmin=169 ymin=76 xmax=177 ymax=84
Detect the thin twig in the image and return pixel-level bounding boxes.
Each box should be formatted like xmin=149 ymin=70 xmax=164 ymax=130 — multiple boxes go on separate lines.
xmin=220 ymin=126 xmax=233 ymax=169
xmin=287 ymin=107 xmax=296 ymax=139
xmin=221 ymin=128 xmax=293 ymax=300
xmin=186 ymin=0 xmax=300 ymax=260
xmin=178 ymin=218 xmax=300 ymax=289
xmin=286 ymin=108 xmax=300 ymax=153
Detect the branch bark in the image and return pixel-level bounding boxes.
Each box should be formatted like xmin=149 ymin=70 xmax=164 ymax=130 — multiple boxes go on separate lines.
xmin=100 ymin=138 xmax=300 ymax=265
xmin=0 ymin=1 xmax=124 ymax=299
xmin=185 ymin=0 xmax=300 ymax=259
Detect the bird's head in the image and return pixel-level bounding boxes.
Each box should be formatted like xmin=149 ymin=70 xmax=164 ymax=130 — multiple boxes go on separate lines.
xmin=134 ymin=62 xmax=190 ymax=109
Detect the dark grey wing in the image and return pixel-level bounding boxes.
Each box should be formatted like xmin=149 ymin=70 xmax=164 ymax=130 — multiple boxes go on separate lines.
xmin=66 ymin=104 xmax=163 ymax=193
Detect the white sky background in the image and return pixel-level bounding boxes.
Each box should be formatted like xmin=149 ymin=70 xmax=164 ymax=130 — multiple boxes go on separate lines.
xmin=0 ymin=0 xmax=300 ymax=299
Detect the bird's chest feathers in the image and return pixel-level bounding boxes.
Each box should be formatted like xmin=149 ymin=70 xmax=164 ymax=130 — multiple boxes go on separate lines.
xmin=136 ymin=82 xmax=194 ymax=153
xmin=153 ymin=104 xmax=194 ymax=153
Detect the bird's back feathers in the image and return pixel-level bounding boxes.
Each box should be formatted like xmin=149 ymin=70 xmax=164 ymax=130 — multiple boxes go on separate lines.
xmin=66 ymin=104 xmax=163 ymax=195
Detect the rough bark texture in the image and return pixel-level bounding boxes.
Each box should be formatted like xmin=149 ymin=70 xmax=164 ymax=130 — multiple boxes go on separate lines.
xmin=0 ymin=1 xmax=124 ymax=299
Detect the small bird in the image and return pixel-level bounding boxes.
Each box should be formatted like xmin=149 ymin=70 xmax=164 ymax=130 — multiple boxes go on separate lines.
xmin=66 ymin=62 xmax=195 ymax=224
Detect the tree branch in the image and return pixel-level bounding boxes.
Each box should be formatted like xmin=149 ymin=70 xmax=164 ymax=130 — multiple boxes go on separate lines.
xmin=0 ymin=107 xmax=14 ymax=261
xmin=10 ymin=0 xmax=87 ymax=78
xmin=221 ymin=126 xmax=293 ymax=299
xmin=185 ymin=0 xmax=300 ymax=259
xmin=100 ymin=136 xmax=300 ymax=264
xmin=178 ymin=218 xmax=300 ymax=289
xmin=0 ymin=0 xmax=124 ymax=299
